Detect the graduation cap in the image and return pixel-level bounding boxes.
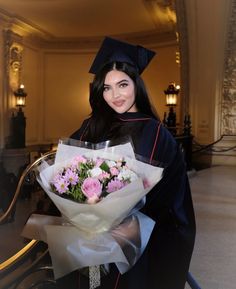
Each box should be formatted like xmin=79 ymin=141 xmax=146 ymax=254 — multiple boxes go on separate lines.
xmin=89 ymin=37 xmax=156 ymax=75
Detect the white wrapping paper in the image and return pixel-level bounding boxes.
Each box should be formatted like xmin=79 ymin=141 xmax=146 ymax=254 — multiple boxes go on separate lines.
xmin=22 ymin=142 xmax=163 ymax=280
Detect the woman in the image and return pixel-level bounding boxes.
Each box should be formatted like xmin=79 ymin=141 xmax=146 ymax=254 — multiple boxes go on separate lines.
xmin=65 ymin=37 xmax=196 ymax=289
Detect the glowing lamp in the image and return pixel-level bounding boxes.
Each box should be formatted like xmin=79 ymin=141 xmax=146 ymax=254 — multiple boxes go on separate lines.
xmin=164 ymin=83 xmax=179 ymax=106
xmin=14 ymin=84 xmax=27 ymax=109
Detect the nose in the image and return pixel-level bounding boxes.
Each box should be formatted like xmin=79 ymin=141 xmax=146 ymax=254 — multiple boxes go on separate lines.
xmin=112 ymin=88 xmax=120 ymax=99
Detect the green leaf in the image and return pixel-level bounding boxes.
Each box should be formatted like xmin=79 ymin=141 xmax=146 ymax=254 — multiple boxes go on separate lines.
xmin=100 ymin=161 xmax=110 ymax=172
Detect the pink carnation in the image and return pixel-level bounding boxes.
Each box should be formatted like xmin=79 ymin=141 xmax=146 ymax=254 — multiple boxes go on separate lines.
xmin=81 ymin=177 xmax=102 ymax=199
xmin=74 ymin=155 xmax=87 ymax=164
xmin=107 ymin=179 xmax=125 ymax=193
xmin=98 ymin=172 xmax=110 ymax=181
xmin=95 ymin=158 xmax=104 ymax=167
xmin=110 ymin=167 xmax=119 ymax=176
xmin=70 ymin=155 xmax=87 ymax=169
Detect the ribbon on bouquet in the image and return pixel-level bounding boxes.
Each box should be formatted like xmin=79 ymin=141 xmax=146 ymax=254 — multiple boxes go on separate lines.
xmin=89 ymin=265 xmax=101 ymax=289
xmin=22 ymin=211 xmax=155 ymax=282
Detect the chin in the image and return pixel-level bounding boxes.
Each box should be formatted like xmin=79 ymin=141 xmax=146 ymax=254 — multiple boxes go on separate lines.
xmin=112 ymin=107 xmax=128 ymax=114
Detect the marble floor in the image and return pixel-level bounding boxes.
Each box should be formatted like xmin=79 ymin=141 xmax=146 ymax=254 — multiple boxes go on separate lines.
xmin=185 ymin=165 xmax=236 ymax=289
xmin=0 ymin=165 xmax=236 ymax=289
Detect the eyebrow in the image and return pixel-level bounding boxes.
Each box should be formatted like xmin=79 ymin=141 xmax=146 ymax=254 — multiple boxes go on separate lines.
xmin=104 ymin=79 xmax=129 ymax=86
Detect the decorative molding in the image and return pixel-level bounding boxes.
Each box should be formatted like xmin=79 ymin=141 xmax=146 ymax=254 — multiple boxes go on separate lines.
xmin=1 ymin=30 xmax=24 ymax=149
xmin=0 ymin=4 xmax=177 ymax=50
xmin=144 ymin=0 xmax=177 ymax=31
xmin=222 ymin=0 xmax=236 ymax=135
xmin=0 ymin=8 xmax=52 ymax=40
xmin=4 ymin=30 xmax=23 ymax=100
xmin=175 ymin=0 xmax=189 ymax=122
xmin=40 ymin=30 xmax=177 ymax=51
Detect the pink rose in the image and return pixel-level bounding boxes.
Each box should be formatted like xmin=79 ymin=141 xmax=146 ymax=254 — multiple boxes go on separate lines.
xmin=81 ymin=177 xmax=102 ymax=200
xmin=86 ymin=195 xmax=100 ymax=204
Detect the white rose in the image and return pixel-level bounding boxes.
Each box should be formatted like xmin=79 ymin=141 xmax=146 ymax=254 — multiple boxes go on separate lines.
xmin=117 ymin=168 xmax=138 ymax=182
xmin=88 ymin=167 xmax=103 ymax=178
xmin=105 ymin=160 xmax=117 ymax=168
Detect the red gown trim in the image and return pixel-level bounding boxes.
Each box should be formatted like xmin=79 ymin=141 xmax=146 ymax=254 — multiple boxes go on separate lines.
xmin=118 ymin=117 xmax=151 ymax=122
xmin=149 ymin=122 xmax=161 ymax=163
xmin=113 ymin=272 xmax=121 ymax=289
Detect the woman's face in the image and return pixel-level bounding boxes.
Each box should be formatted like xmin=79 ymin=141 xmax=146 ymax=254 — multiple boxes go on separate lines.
xmin=103 ymin=70 xmax=137 ymax=114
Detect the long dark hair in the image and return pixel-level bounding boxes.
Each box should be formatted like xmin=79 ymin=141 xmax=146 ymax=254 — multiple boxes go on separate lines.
xmin=85 ymin=61 xmax=159 ymax=142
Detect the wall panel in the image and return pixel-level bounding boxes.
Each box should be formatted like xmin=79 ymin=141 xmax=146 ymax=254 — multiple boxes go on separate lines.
xmin=43 ymin=52 xmax=93 ymax=143
xmin=23 ymin=46 xmax=42 ymax=144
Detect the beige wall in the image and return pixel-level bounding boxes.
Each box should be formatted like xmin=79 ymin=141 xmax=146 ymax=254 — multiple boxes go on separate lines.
xmin=143 ymin=44 xmax=180 ymax=123
xmin=23 ymin=45 xmax=42 ymax=144
xmin=184 ymin=0 xmax=236 ymax=165
xmin=185 ymin=0 xmax=231 ymax=143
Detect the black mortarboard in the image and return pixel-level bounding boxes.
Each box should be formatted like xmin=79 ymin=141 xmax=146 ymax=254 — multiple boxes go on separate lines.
xmin=89 ymin=37 xmax=156 ymax=75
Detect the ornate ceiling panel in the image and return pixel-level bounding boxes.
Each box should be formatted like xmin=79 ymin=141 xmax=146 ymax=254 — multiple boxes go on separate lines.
xmin=0 ymin=0 xmax=177 ymax=46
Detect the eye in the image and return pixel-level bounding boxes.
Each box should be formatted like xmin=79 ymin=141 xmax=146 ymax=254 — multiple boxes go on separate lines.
xmin=103 ymin=86 xmax=110 ymax=92
xmin=119 ymin=81 xmax=128 ymax=88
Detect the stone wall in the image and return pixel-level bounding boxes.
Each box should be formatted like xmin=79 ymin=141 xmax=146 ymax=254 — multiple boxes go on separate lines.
xmin=222 ymin=0 xmax=236 ymax=135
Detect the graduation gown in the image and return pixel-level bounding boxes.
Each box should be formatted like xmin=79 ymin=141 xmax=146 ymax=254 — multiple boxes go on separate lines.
xmin=58 ymin=112 xmax=196 ymax=289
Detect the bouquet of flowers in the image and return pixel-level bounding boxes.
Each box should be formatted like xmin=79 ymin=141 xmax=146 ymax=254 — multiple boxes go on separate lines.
xmin=22 ymin=140 xmax=163 ymax=286
xmin=51 ymin=154 xmax=139 ymax=205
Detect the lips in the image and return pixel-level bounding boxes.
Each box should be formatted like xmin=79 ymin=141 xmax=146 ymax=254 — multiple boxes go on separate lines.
xmin=113 ymin=100 xmax=125 ymax=107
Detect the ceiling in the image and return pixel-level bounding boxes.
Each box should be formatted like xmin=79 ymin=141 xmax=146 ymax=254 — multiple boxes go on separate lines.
xmin=0 ymin=0 xmax=177 ymax=45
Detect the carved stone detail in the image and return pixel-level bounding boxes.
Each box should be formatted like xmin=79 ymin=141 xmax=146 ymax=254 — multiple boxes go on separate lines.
xmin=222 ymin=0 xmax=236 ymax=135
xmin=4 ymin=30 xmax=23 ymax=93
xmin=175 ymin=0 xmax=189 ymax=121
xmin=2 ymin=30 xmax=23 ymax=147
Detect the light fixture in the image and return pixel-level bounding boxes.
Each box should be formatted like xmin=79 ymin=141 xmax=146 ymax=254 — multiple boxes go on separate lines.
xmin=164 ymin=82 xmax=179 ymax=106
xmin=10 ymin=84 xmax=27 ymax=148
xmin=163 ymin=83 xmax=180 ymax=135
xmin=14 ymin=84 xmax=27 ymax=110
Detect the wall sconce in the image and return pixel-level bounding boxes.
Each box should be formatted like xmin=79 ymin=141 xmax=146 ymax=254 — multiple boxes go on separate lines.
xmin=10 ymin=84 xmax=27 ymax=148
xmin=14 ymin=84 xmax=27 ymax=110
xmin=163 ymin=83 xmax=180 ymax=135
xmin=164 ymin=82 xmax=179 ymax=106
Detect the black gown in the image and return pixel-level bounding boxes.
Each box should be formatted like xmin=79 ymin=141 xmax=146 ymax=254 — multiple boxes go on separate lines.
xmin=57 ymin=112 xmax=196 ymax=289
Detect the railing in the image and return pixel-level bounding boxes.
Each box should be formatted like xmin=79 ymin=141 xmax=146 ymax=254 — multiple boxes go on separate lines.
xmin=0 ymin=150 xmax=56 ymax=225
xmin=0 ymin=150 xmax=57 ymax=289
